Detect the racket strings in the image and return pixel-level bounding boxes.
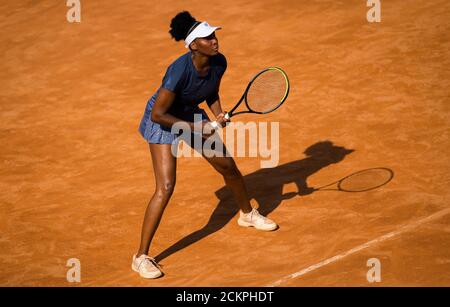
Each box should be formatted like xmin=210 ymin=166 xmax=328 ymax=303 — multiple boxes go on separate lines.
xmin=246 ymin=70 xmax=288 ymax=113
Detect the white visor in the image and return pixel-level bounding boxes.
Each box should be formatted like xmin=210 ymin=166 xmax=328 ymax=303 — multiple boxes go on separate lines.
xmin=184 ymin=21 xmax=221 ymax=48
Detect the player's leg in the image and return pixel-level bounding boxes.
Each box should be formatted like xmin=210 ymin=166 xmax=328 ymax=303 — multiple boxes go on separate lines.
xmin=203 ymin=154 xmax=253 ymax=214
xmin=203 ymin=152 xmax=278 ymax=231
xmin=137 ymin=143 xmax=176 ymax=256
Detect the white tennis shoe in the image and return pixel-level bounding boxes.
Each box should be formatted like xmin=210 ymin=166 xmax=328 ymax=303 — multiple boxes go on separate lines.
xmin=238 ymin=208 xmax=278 ymax=231
xmin=132 ymin=254 xmax=163 ymax=279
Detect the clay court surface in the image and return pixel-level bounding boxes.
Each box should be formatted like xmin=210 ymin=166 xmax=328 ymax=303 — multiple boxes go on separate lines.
xmin=1 ymin=0 xmax=450 ymax=286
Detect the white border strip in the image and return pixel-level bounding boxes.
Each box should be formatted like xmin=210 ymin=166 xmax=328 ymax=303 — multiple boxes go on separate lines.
xmin=268 ymin=208 xmax=450 ymax=287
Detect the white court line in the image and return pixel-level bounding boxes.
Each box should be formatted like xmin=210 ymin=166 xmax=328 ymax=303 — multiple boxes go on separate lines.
xmin=267 ymin=208 xmax=450 ymax=287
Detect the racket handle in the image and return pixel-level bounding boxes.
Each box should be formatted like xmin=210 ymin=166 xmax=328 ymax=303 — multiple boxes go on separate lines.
xmin=210 ymin=112 xmax=230 ymax=130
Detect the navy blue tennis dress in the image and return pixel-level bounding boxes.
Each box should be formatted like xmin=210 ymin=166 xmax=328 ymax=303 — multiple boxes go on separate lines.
xmin=138 ymin=51 xmax=227 ymax=144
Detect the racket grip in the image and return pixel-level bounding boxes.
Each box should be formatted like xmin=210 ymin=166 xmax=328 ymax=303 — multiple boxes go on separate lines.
xmin=224 ymin=113 xmax=230 ymax=120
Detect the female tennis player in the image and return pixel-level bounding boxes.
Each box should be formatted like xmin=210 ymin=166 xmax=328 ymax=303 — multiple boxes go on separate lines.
xmin=133 ymin=11 xmax=278 ymax=279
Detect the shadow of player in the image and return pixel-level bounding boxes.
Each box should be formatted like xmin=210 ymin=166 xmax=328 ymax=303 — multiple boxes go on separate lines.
xmin=155 ymin=140 xmax=354 ymax=262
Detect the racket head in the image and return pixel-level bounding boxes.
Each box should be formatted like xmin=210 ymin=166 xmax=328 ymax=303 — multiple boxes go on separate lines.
xmin=336 ymin=167 xmax=394 ymax=192
xmin=243 ymin=67 xmax=290 ymax=114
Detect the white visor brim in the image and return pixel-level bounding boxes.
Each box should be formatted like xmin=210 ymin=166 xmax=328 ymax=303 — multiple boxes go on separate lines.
xmin=184 ymin=21 xmax=221 ymax=48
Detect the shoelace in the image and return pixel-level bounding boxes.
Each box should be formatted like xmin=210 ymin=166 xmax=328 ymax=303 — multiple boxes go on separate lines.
xmin=139 ymin=256 xmax=164 ymax=272
xmin=249 ymin=209 xmax=267 ymax=222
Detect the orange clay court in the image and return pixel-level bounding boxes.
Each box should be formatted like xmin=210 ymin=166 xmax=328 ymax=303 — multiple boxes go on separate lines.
xmin=1 ymin=0 xmax=449 ymax=286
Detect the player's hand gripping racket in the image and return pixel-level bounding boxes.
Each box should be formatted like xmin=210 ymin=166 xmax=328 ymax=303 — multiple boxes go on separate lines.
xmin=211 ymin=67 xmax=290 ymax=129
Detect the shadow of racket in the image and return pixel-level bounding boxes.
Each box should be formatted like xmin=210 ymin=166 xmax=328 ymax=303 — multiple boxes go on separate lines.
xmin=313 ymin=167 xmax=394 ymax=193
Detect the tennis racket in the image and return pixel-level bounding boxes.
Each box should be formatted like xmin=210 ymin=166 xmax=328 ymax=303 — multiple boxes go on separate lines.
xmin=211 ymin=67 xmax=290 ymax=128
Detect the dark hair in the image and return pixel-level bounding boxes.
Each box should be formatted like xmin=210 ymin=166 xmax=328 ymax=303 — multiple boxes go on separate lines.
xmin=169 ymin=11 xmax=199 ymax=41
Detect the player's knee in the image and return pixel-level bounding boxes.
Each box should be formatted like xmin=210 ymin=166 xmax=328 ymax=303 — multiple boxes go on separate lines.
xmin=156 ymin=181 xmax=176 ymax=198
